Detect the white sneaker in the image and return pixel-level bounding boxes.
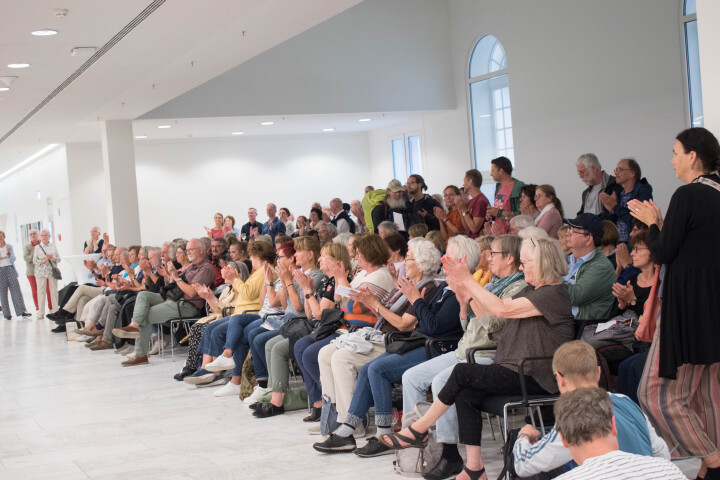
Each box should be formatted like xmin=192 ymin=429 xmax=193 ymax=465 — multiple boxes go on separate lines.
xmin=205 ymin=355 xmax=236 ymax=373
xmin=148 ymin=341 xmax=161 ymax=356
xmin=74 ymin=335 xmax=90 ymax=342
xmin=242 ymin=385 xmax=271 ymax=404
xmin=213 ymin=381 xmax=241 ymax=397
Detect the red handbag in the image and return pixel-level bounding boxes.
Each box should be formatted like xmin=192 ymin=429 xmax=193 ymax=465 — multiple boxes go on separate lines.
xmin=636 ymin=265 xmax=661 ymax=342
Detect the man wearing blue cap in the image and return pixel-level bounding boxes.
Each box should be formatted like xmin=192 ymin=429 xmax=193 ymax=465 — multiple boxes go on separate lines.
xmin=562 ymin=213 xmax=616 ymax=321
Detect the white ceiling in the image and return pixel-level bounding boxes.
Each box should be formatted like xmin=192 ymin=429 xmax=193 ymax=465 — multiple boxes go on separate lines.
xmin=0 ymin=0 xmax=365 ymax=174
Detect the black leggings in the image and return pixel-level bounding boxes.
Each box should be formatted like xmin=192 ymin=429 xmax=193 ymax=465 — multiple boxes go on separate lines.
xmin=437 ymin=363 xmax=548 ymax=446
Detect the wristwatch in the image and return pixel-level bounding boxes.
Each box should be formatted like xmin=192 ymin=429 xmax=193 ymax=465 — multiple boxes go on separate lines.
xmin=305 ymin=293 xmax=311 ymax=299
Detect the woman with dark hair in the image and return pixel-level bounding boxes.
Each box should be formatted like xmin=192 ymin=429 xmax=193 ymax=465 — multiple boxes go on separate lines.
xmin=519 ymin=184 xmax=539 ymax=218
xmin=384 ymin=232 xmax=408 ymax=283
xmin=434 ymin=185 xmax=466 ymax=241
xmin=279 ymin=207 xmax=295 ymax=236
xmin=631 ymin=127 xmax=720 ymax=480
xmin=309 ymin=208 xmax=323 ymax=230
xmin=223 ymin=215 xmax=239 ymax=237
xmin=533 ymin=185 xmax=564 ymax=238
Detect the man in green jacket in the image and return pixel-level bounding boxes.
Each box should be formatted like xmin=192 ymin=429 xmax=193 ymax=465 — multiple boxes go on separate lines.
xmin=563 ymin=214 xmax=616 ymax=321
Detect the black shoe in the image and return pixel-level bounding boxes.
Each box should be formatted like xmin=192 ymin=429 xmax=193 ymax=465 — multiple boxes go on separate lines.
xmin=48 ymin=309 xmax=70 ymax=320
xmin=423 ymin=456 xmax=464 ymax=480
xmin=252 ymin=403 xmax=284 ymax=418
xmin=303 ymin=406 xmax=322 ymax=422
xmin=21 ymin=312 xmax=32 ymax=318
xmin=248 ymin=402 xmax=264 ymax=411
xmin=51 ymin=324 xmax=67 ymax=333
xmin=354 ymin=437 xmax=394 ymax=458
xmin=313 ymin=433 xmax=356 ymax=453
xmin=173 ymin=366 xmax=195 ymax=381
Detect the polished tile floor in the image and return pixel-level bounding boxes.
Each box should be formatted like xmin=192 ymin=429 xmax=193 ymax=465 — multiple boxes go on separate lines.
xmin=0 ymin=292 xmax=700 ymax=479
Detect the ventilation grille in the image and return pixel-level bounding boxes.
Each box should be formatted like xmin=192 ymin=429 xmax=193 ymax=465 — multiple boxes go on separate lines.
xmin=0 ymin=0 xmax=167 ymax=145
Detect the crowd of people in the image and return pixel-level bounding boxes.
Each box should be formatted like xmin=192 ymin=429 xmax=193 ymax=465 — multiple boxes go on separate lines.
xmin=2 ymin=127 xmax=719 ymax=480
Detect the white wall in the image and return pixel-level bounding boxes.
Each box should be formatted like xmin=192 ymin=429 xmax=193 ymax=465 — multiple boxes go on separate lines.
xmin=697 ymin=0 xmax=720 ymax=132
xmin=0 ymin=146 xmax=73 ymax=277
xmin=368 ymin=0 xmax=689 ymax=215
xmin=66 ymin=143 xmax=106 ymax=255
xmin=133 ymin=133 xmax=371 ymax=245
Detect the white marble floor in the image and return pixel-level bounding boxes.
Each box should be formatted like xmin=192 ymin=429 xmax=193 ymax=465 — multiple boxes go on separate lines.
xmin=0 ymin=296 xmax=701 ymax=479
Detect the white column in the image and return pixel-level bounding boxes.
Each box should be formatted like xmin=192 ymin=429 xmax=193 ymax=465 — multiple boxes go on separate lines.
xmin=100 ymin=120 xmax=141 ymax=247
xmin=697 ymin=0 xmax=720 ymax=132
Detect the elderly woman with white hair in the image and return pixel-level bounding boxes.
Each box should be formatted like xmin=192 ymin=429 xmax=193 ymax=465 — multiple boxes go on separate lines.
xmin=33 ymin=229 xmax=61 ymax=319
xmin=83 ymin=226 xmax=105 ymax=254
xmin=382 ymin=237 xmax=575 ymax=480
xmin=313 ymin=238 xmax=463 ymax=456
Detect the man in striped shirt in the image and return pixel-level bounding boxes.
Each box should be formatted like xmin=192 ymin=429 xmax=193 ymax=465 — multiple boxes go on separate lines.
xmin=553 ymin=387 xmax=684 ymax=480
xmin=513 ymin=341 xmax=669 ymax=477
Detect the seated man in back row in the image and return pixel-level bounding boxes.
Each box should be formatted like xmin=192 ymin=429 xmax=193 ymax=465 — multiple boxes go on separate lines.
xmin=553 ymin=386 xmax=684 ymax=480
xmin=114 ymin=238 xmax=215 ymax=366
xmin=562 ymin=214 xmax=615 ymax=321
xmin=513 ymin=340 xmax=669 ymax=478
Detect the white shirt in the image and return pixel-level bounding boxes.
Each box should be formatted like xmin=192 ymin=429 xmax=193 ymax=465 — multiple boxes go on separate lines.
xmin=555 ymin=450 xmax=685 ymax=480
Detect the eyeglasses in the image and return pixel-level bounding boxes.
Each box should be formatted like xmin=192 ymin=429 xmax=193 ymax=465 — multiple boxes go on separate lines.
xmin=614 ymin=167 xmax=631 ymax=173
xmin=534 ymin=194 xmax=546 ymax=199
xmin=569 ymin=229 xmax=590 ymax=236
xmin=554 ymin=371 xmax=564 ymax=379
xmin=632 ymin=246 xmax=650 ymax=252
xmin=489 ymin=251 xmax=506 ymax=257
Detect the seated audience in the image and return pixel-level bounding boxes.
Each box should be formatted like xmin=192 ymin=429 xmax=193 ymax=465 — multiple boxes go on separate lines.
xmin=317 ymin=221 xmax=337 ymax=245
xmin=83 ymin=226 xmax=106 ymax=254
xmin=513 ymin=341 xmax=669 ymax=478
xmin=563 ymin=214 xmax=616 ymax=321
xmin=294 ymin=215 xmax=309 ymax=237
xmin=601 ymin=220 xmax=620 ymax=268
xmin=377 ymin=220 xmax=399 ymax=239
xmin=408 ymin=223 xmax=429 ymax=240
xmin=425 ymin=230 xmax=446 ymax=254
xmin=113 ymin=238 xmax=215 ymax=366
xmin=402 ymin=235 xmax=525 ymax=479
xmin=508 ymin=214 xmax=534 ymax=235
xmin=552 ymin=387 xmax=684 ymax=480
xmin=557 ymin=224 xmax=571 ymax=255
xmin=381 ymin=237 xmax=574 ymax=480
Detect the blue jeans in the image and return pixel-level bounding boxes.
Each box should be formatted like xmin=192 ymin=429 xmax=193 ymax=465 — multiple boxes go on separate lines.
xmin=216 ymin=314 xmax=261 ymax=376
xmin=295 ymin=334 xmax=337 ymax=403
xmin=199 ymin=316 xmax=231 ymax=357
xmin=346 ymin=346 xmax=428 ymax=428
xmin=247 ymin=325 xmax=280 ymax=380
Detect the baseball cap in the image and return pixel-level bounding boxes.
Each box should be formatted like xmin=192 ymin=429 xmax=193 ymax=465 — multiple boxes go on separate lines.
xmin=563 ymin=213 xmax=604 ymax=241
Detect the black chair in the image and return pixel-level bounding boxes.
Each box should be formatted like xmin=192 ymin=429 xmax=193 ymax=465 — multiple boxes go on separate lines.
xmin=466 ymin=347 xmax=559 ymax=444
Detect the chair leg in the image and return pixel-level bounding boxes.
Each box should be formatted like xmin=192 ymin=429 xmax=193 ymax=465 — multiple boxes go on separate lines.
xmin=485 ymin=412 xmax=496 ymax=441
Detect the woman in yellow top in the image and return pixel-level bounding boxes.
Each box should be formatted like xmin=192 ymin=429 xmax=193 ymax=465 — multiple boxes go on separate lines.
xmin=472 ymin=235 xmax=495 ymax=287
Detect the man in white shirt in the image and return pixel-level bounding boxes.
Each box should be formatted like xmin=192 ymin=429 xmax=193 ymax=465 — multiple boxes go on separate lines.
xmin=553 ymin=387 xmax=685 ymax=480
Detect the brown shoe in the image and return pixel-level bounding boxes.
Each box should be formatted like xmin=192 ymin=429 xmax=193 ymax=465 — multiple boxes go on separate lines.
xmin=90 ymin=341 xmax=113 ymax=351
xmin=113 ymin=325 xmax=140 ymax=339
xmin=84 ymin=337 xmax=101 ymax=348
xmin=86 ymin=326 xmax=103 ymax=336
xmin=122 ymin=354 xmax=148 ymax=366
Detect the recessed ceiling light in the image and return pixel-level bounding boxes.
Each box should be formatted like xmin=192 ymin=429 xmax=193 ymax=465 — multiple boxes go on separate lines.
xmin=358 ymin=118 xmax=371 ymax=122
xmin=232 ymin=131 xmax=244 ymax=135
xmin=8 ymin=63 xmax=30 ymax=69
xmin=260 ymin=121 xmax=274 ymax=126
xmin=157 ymin=125 xmax=171 ymax=129
xmin=135 ymin=135 xmax=148 ymax=139
xmin=322 ymin=128 xmax=335 ymax=132
xmin=0 ymin=87 xmax=9 ymax=92
xmin=31 ymin=29 xmax=58 ymax=36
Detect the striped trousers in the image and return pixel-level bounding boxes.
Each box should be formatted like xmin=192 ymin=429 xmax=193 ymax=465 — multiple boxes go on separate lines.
xmin=639 ymin=317 xmax=720 ymax=458
xmin=0 ymin=265 xmax=28 ymax=319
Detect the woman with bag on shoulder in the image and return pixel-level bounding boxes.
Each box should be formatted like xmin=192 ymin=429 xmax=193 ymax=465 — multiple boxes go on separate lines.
xmin=631 ymin=127 xmax=720 ymax=480
xmin=0 ymin=231 xmax=31 ymax=320
xmin=33 ymin=229 xmax=61 ymax=319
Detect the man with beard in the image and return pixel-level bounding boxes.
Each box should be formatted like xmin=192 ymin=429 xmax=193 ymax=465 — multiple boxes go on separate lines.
xmin=371 ymin=179 xmax=423 ymax=237
xmin=406 ymin=174 xmax=442 ymax=232
xmin=576 ymin=153 xmax=616 ymax=216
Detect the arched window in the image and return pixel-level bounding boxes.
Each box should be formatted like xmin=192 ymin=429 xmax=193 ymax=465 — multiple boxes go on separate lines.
xmin=468 ymin=35 xmax=513 ymax=172
xmin=683 ymin=0 xmax=703 ymax=126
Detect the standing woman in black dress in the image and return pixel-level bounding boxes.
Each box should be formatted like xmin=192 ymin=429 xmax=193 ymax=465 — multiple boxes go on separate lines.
xmin=630 ymin=127 xmax=720 ymax=480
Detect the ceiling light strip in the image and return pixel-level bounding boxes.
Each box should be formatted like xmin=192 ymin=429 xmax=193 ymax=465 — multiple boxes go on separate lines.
xmin=0 ymin=0 xmax=167 ymax=146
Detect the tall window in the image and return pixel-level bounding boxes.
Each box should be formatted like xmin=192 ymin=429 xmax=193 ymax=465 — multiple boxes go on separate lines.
xmin=391 ymin=133 xmax=422 ymax=180
xmin=683 ymin=0 xmax=703 ymax=127
xmin=468 ymin=35 xmax=513 ymax=172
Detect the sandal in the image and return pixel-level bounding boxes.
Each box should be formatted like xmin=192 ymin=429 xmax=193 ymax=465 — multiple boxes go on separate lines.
xmin=452 ymin=466 xmax=485 ymax=480
xmin=379 ymin=425 xmax=428 ymax=449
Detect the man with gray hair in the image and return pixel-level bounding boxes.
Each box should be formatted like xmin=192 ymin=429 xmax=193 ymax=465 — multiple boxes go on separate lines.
xmin=553 ymin=387 xmax=684 ymax=480
xmin=329 ymin=197 xmax=355 ymax=234
xmin=576 ymin=153 xmax=615 ymax=216
xmin=114 ymin=238 xmax=215 ymax=366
